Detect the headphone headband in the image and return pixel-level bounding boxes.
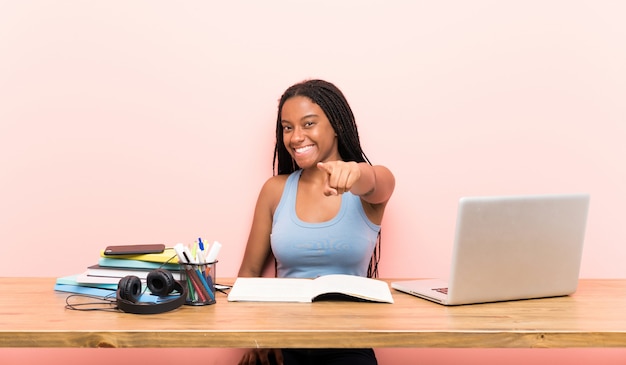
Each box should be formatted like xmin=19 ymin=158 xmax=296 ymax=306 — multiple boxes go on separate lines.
xmin=116 ymin=273 xmax=187 ymax=314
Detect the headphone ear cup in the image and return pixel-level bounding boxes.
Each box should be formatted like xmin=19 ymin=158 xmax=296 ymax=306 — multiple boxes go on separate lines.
xmin=147 ymin=268 xmax=176 ymax=296
xmin=118 ymin=275 xmax=142 ymax=303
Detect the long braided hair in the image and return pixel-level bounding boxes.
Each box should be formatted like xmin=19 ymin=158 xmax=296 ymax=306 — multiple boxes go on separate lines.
xmin=272 ymin=79 xmax=380 ymax=278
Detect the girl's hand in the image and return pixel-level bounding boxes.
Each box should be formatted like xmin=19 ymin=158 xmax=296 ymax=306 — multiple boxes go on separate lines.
xmin=317 ymin=161 xmax=361 ymax=196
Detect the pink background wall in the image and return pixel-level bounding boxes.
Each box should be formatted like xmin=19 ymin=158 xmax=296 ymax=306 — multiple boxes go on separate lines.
xmin=1 ymin=1 xmax=625 ymax=363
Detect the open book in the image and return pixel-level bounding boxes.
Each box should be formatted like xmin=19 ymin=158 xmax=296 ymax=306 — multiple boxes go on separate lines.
xmin=227 ymin=274 xmax=394 ymax=303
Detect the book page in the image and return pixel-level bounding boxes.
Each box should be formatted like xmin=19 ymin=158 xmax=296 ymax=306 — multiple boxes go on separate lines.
xmin=311 ymin=274 xmax=394 ymax=303
xmin=227 ymin=277 xmax=314 ymax=302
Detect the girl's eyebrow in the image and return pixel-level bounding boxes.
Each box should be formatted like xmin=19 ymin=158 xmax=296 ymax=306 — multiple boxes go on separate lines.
xmin=281 ymin=114 xmax=319 ymax=124
xmin=299 ymin=113 xmax=319 ymax=121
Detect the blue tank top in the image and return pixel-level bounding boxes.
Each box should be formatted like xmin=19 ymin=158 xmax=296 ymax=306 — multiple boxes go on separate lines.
xmin=270 ymin=169 xmax=381 ymax=278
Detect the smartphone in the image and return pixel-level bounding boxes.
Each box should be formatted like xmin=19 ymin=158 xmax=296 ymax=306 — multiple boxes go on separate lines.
xmin=104 ymin=244 xmax=166 ymax=255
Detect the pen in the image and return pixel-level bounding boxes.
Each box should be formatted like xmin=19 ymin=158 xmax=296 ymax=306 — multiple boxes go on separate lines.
xmin=173 ymin=243 xmax=188 ymax=264
xmin=191 ymin=242 xmax=198 ymax=264
xmin=185 ymin=266 xmax=207 ymax=302
xmin=195 ymin=251 xmax=215 ymax=301
xmin=205 ymin=241 xmax=222 ymax=263
xmin=173 ymin=243 xmax=198 ymax=302
xmin=187 ymin=278 xmax=197 ymax=302
xmin=197 ymin=245 xmax=207 ymax=274
xmin=182 ymin=245 xmax=197 ymax=264
xmin=198 ymin=239 xmax=207 ymax=266
xmin=195 ymin=268 xmax=215 ymax=301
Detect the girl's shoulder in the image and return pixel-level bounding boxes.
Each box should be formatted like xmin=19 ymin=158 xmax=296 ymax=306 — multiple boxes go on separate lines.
xmin=264 ymin=173 xmax=290 ymax=188
xmin=258 ymin=174 xmax=290 ymax=202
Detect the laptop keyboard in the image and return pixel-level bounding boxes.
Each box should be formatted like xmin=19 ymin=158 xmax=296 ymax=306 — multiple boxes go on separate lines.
xmin=433 ymin=287 xmax=448 ymax=295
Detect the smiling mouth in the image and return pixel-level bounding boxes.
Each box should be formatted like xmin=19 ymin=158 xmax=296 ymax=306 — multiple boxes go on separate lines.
xmin=294 ymin=145 xmax=314 ymax=154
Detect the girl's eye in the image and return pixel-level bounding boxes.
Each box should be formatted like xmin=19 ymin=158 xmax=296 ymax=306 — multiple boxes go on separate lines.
xmin=304 ymin=121 xmax=314 ymax=127
xmin=282 ymin=125 xmax=292 ymax=132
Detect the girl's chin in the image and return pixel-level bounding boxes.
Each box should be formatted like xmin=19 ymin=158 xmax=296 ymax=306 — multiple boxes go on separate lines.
xmin=293 ymin=158 xmax=317 ymax=169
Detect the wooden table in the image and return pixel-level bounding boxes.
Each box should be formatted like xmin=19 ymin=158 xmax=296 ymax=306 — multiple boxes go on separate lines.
xmin=1 ymin=278 xmax=625 ymax=348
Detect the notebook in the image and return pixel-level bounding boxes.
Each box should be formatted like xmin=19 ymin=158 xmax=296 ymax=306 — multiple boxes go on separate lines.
xmin=391 ymin=193 xmax=590 ymax=305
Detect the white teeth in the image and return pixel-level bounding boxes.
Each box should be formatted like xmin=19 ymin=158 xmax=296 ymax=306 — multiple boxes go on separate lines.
xmin=295 ymin=145 xmax=313 ymax=154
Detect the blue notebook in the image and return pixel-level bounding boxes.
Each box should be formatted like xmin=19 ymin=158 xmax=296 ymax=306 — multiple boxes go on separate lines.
xmin=54 ymin=283 xmax=180 ymax=303
xmin=56 ymin=275 xmax=118 ymax=290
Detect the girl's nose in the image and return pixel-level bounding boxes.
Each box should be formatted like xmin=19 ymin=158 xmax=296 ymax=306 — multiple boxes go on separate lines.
xmin=291 ymin=126 xmax=305 ymax=142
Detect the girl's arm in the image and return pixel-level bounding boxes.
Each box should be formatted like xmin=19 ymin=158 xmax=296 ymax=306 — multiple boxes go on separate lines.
xmin=317 ymin=161 xmax=395 ymax=205
xmin=237 ymin=177 xmax=284 ymax=277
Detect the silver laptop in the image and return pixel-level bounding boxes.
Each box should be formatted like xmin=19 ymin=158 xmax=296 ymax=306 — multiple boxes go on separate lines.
xmin=391 ymin=193 xmax=590 ymax=305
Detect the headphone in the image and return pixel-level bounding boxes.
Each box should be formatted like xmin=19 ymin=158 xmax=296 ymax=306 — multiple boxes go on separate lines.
xmin=116 ymin=268 xmax=187 ymax=314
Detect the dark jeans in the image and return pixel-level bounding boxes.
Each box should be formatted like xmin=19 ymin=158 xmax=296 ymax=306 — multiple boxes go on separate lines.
xmin=264 ymin=348 xmax=377 ymax=365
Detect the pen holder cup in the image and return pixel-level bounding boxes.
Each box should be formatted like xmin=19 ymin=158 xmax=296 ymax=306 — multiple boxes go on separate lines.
xmin=179 ymin=261 xmax=217 ymax=306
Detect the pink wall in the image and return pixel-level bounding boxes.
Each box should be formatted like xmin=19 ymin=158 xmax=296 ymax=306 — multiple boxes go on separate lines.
xmin=1 ymin=1 xmax=625 ymax=363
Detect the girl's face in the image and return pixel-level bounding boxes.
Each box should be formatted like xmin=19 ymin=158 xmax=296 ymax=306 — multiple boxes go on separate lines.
xmin=280 ymin=96 xmax=339 ymax=169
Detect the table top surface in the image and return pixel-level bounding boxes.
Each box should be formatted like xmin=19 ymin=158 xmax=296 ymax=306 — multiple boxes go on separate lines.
xmin=1 ymin=277 xmax=626 ymax=348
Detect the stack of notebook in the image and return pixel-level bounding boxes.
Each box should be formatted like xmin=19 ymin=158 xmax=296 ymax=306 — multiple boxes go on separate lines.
xmin=54 ymin=248 xmax=181 ymax=296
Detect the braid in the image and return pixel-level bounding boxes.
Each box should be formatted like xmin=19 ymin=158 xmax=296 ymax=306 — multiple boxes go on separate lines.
xmin=367 ymin=231 xmax=381 ymax=278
